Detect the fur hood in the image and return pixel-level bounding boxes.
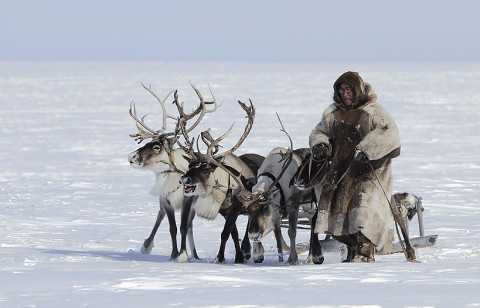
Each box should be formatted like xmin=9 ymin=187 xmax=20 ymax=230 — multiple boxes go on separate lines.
xmin=333 ymin=71 xmax=377 ymax=109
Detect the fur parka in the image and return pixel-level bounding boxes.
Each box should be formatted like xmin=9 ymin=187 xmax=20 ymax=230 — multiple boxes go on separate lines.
xmin=309 ymin=72 xmax=400 ymax=254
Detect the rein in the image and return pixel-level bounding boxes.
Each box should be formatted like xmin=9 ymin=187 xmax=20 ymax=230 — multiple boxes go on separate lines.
xmin=257 ymin=171 xmax=286 ymax=213
xmin=296 ymin=155 xmax=328 ymax=189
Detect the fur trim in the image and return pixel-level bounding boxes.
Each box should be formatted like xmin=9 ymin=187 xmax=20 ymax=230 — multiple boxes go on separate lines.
xmin=333 ymin=71 xmax=377 ymax=109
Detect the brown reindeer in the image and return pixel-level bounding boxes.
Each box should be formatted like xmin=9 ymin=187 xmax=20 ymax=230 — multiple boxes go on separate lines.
xmin=179 ymin=100 xmax=264 ymax=263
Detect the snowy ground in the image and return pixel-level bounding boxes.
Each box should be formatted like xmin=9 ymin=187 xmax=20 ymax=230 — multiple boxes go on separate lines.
xmin=1 ymin=62 xmax=479 ymax=307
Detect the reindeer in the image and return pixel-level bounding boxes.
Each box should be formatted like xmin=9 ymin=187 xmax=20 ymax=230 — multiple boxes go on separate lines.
xmin=179 ymin=100 xmax=264 ymax=263
xmin=128 ymin=82 xmax=220 ymax=262
xmin=246 ymin=148 xmax=324 ymax=265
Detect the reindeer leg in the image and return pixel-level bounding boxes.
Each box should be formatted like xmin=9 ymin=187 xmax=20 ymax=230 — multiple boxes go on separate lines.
xmin=308 ymin=211 xmax=324 ymax=264
xmin=215 ymin=211 xmax=231 ymax=264
xmin=252 ymin=240 xmax=265 ymax=263
xmin=216 ymin=219 xmax=233 ymax=264
xmin=164 ymin=202 xmax=179 ymax=260
xmin=241 ymin=219 xmax=251 ymax=261
xmin=177 ymin=199 xmax=193 ymax=262
xmin=231 ymin=199 xmax=249 ymax=264
xmin=286 ymin=207 xmax=299 ymax=265
xmin=273 ymin=220 xmax=284 ymax=263
xmin=217 ymin=205 xmax=244 ymax=264
xmin=141 ymin=198 xmax=166 ymax=254
xmin=231 ymin=223 xmax=246 ymax=264
xmin=187 ymin=204 xmax=200 ymax=260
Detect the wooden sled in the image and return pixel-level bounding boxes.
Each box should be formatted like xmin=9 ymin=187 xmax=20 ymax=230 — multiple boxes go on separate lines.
xmin=277 ymin=193 xmax=438 ymax=255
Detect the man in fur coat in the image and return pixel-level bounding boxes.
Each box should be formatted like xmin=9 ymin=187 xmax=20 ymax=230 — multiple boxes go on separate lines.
xmin=309 ymin=71 xmax=400 ymax=262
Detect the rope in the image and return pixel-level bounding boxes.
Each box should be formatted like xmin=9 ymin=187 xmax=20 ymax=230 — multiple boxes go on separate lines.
xmin=367 ymin=162 xmax=419 ymax=262
xmin=296 ymin=156 xmax=328 ymax=189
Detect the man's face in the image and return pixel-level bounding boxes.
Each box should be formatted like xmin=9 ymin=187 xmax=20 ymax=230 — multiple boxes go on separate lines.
xmin=338 ymin=83 xmax=353 ymax=107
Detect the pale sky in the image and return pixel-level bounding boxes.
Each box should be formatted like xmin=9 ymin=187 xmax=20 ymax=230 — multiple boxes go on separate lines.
xmin=1 ymin=0 xmax=478 ymax=62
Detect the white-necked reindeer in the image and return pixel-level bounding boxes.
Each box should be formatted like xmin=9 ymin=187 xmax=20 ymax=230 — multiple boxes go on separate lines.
xmin=179 ymin=101 xmax=265 ymax=263
xmin=128 ymin=82 xmax=220 ymax=262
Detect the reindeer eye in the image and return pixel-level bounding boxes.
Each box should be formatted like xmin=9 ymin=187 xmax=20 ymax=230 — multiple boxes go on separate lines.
xmin=198 ymin=163 xmax=210 ymax=171
xmin=153 ymin=145 xmax=162 ymax=151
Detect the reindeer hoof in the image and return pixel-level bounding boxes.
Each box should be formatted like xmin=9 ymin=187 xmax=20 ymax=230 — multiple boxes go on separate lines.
xmin=141 ymin=241 xmax=154 ymax=254
xmin=192 ymin=250 xmax=200 ymax=260
xmin=215 ymin=255 xmax=227 ymax=264
xmin=176 ymin=251 xmax=190 ymax=263
xmin=312 ymin=255 xmax=324 ymax=265
xmin=253 ymin=256 xmax=264 ymax=263
xmin=170 ymin=250 xmax=179 ymax=261
xmin=286 ymin=258 xmax=299 ymax=265
xmin=234 ymin=256 xmax=246 ymax=264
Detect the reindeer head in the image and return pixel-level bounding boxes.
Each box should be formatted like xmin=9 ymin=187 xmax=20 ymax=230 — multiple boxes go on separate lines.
xmin=179 ymin=100 xmax=255 ymax=200
xmin=181 ymin=154 xmax=226 ymax=197
xmin=246 ymin=150 xmax=293 ymax=241
xmin=246 ymin=189 xmax=278 ymax=241
xmin=128 ymin=82 xmax=221 ymax=175
xmin=128 ymin=135 xmax=177 ymax=171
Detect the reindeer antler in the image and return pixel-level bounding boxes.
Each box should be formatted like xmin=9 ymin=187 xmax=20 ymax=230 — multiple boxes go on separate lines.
xmin=211 ymin=100 xmax=255 ymax=160
xmin=244 ymin=113 xmax=294 ymax=207
xmin=205 ymin=122 xmax=252 ymax=201
xmin=129 ymin=84 xmax=178 ymax=143
xmin=173 ymin=83 xmax=222 ymax=159
xmin=261 ymin=113 xmax=294 ymax=197
xmin=173 ymin=82 xmax=221 ymax=133
xmin=129 ymin=100 xmax=174 ymax=143
xmin=176 ymin=115 xmax=197 ymax=160
xmin=185 ymin=81 xmax=222 ymax=134
xmin=201 ymin=100 xmax=256 ymax=202
xmin=141 ymin=83 xmax=179 ymax=133
xmin=200 ymin=129 xmax=220 ymax=155
xmin=129 ymin=82 xmax=221 ymax=144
